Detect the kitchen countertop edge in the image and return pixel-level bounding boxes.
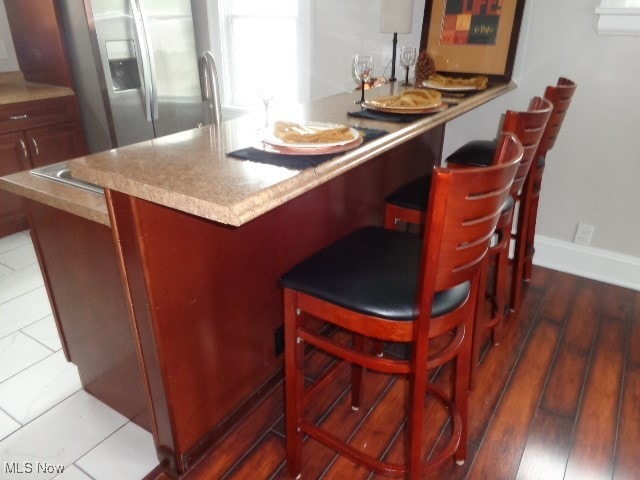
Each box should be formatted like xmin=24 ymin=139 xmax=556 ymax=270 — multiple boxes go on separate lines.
xmin=68 ymin=82 xmax=516 ymax=227
xmin=0 ymin=171 xmax=110 ymax=226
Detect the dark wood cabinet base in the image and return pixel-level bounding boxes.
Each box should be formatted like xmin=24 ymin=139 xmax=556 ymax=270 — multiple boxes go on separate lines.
xmin=26 ymin=200 xmax=151 ymax=431
xmin=107 ymin=130 xmax=443 ymax=477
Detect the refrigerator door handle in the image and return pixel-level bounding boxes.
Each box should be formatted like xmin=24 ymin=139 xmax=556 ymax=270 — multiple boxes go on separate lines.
xmin=199 ymin=51 xmax=222 ymax=127
xmin=137 ymin=0 xmax=159 ymax=121
xmin=129 ymin=0 xmax=153 ymax=122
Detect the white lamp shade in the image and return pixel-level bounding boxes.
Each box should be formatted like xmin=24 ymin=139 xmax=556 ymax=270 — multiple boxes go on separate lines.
xmin=380 ymin=0 xmax=414 ymax=34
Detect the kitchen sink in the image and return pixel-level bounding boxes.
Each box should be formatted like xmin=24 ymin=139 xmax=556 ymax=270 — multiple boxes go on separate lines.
xmin=30 ymin=162 xmax=104 ymax=195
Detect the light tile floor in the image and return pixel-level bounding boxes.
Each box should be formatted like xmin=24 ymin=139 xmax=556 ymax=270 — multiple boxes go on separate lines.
xmin=0 ymin=231 xmax=157 ymax=480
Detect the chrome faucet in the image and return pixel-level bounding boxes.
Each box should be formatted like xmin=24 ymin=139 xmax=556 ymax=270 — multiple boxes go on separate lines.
xmin=199 ymin=51 xmax=222 ymax=127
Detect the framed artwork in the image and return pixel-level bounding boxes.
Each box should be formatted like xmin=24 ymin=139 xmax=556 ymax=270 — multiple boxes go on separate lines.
xmin=419 ymin=0 xmax=526 ymax=82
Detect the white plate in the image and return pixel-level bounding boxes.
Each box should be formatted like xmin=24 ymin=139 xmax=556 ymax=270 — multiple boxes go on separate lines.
xmin=261 ymin=122 xmax=361 ymax=149
xmin=421 ymin=80 xmax=483 ymax=92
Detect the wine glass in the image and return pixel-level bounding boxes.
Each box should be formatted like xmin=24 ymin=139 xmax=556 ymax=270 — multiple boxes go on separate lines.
xmin=257 ymin=87 xmax=275 ymax=127
xmin=400 ymin=46 xmax=417 ymax=86
xmin=353 ymin=54 xmax=374 ymax=104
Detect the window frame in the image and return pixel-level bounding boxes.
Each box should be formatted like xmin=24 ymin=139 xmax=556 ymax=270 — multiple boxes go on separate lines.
xmin=217 ymin=0 xmax=311 ymax=110
xmin=595 ymin=0 xmax=640 ymax=35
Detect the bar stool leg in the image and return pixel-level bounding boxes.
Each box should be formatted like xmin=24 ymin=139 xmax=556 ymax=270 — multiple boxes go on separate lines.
xmin=351 ymin=335 xmax=364 ymax=410
xmin=284 ymin=290 xmax=304 ymax=479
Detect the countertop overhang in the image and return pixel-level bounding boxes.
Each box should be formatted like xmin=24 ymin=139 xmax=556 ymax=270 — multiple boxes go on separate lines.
xmin=0 ymin=169 xmax=110 ymax=226
xmin=70 ymin=82 xmax=515 ymax=227
xmin=0 ymin=82 xmax=514 ymax=228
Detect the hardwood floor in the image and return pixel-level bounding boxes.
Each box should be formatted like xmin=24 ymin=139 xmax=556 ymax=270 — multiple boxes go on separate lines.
xmin=157 ymin=266 xmax=639 ymax=480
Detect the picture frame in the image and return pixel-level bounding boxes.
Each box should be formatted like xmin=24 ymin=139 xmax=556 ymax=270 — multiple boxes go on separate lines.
xmin=419 ymin=0 xmax=526 ymax=82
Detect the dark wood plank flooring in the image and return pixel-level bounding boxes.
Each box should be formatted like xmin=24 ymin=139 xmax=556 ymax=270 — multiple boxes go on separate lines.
xmin=160 ymin=266 xmax=640 ymax=479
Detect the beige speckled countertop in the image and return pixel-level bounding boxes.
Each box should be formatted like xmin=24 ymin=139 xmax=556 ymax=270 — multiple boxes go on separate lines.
xmin=0 ymin=163 xmax=109 ymax=226
xmin=67 ymin=82 xmax=515 ymax=227
xmin=0 ymin=82 xmax=514 ymax=228
xmin=0 ymin=71 xmax=74 ymax=105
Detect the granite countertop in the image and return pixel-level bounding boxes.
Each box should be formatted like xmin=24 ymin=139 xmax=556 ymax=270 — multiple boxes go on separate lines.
xmin=0 ymin=82 xmax=514 ymax=228
xmin=68 ymin=82 xmax=515 ymax=227
xmin=0 ymin=71 xmax=74 ymax=105
xmin=0 ymin=163 xmax=109 ymax=226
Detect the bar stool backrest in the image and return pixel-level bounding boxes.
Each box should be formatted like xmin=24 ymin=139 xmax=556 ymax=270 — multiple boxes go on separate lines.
xmin=538 ymin=77 xmax=577 ymax=156
xmin=502 ymin=96 xmax=553 ymax=196
xmin=421 ymin=132 xmax=523 ymax=296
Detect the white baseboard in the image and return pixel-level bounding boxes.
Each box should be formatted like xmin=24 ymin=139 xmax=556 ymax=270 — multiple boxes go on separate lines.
xmin=532 ymin=235 xmax=640 ymax=291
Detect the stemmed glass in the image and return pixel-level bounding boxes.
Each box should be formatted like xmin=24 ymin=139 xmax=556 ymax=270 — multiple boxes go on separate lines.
xmin=257 ymin=87 xmax=275 ymax=127
xmin=400 ymin=46 xmax=417 ymax=86
xmin=353 ymin=54 xmax=374 ymax=104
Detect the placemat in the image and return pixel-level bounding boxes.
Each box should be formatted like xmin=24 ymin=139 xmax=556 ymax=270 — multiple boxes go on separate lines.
xmin=228 ymin=127 xmax=388 ymax=170
xmin=347 ymin=109 xmax=428 ymax=123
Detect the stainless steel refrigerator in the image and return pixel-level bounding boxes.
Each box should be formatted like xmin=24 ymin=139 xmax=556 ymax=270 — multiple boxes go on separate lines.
xmin=58 ymin=0 xmax=221 ymax=153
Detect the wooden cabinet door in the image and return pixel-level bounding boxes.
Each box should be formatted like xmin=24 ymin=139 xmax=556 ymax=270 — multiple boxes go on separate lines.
xmin=4 ymin=0 xmax=75 ymax=88
xmin=0 ymin=132 xmax=31 ymax=235
xmin=26 ymin=122 xmax=88 ymax=168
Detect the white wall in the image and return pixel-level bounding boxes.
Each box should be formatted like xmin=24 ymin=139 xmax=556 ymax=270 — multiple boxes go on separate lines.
xmin=443 ymin=0 xmax=640 ymax=289
xmin=308 ymin=0 xmax=640 ymax=289
xmin=311 ymin=0 xmax=426 ymax=99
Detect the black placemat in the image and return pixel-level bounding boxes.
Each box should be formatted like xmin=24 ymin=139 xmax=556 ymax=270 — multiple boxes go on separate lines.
xmin=228 ymin=127 xmax=388 ymax=170
xmin=347 ymin=109 xmax=428 ymax=123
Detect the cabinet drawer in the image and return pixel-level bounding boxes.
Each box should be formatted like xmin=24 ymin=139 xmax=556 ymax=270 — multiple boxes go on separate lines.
xmin=0 ymin=96 xmax=79 ymax=134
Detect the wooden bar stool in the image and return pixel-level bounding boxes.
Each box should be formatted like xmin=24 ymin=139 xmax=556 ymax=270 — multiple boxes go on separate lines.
xmin=384 ymin=97 xmax=552 ymax=385
xmin=280 ymin=133 xmax=522 ymax=479
xmin=511 ymin=77 xmax=577 ymax=311
xmin=445 ymin=97 xmax=552 ymax=382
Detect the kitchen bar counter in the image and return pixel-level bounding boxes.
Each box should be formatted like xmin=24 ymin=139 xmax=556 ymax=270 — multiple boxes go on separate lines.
xmin=70 ymin=82 xmax=515 ymax=226
xmin=0 ymin=82 xmax=515 ymax=478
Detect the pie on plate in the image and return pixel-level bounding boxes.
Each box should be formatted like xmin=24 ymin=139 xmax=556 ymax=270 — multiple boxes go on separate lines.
xmin=259 ymin=121 xmax=363 ymax=155
xmin=422 ymin=73 xmax=488 ymax=92
xmin=363 ymin=88 xmax=447 ymax=114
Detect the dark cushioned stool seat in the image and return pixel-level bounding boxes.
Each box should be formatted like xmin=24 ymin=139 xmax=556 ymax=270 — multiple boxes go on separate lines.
xmin=446 ymin=139 xmax=498 ymax=167
xmin=281 ymin=226 xmax=470 ymax=320
xmin=385 ymin=139 xmax=503 ymax=216
xmin=384 ymin=174 xmax=431 ymax=211
xmin=386 ymin=170 xmax=513 ymax=215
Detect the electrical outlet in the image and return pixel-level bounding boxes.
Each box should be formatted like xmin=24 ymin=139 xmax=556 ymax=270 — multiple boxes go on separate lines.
xmin=574 ymin=223 xmax=595 ymax=247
